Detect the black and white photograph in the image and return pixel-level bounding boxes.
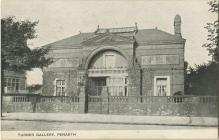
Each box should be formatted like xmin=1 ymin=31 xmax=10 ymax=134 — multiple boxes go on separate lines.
xmin=1 ymin=0 xmax=218 ymax=139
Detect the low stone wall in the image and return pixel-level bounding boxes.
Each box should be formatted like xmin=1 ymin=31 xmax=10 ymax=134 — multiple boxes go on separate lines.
xmin=87 ymin=95 xmax=102 ymax=114
xmin=2 ymin=94 xmax=218 ymax=117
xmin=2 ymin=94 xmax=81 ymax=113
xmin=36 ymin=102 xmax=80 ymax=113
xmin=4 ymin=102 xmax=34 ymax=113
xmin=87 ymin=96 xmax=218 ymax=117
xmin=108 ymin=102 xmax=218 ymax=117
xmin=2 ymin=95 xmax=34 ymax=113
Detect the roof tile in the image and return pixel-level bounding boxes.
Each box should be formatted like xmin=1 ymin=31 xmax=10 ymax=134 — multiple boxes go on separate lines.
xmin=43 ymin=28 xmax=185 ymax=48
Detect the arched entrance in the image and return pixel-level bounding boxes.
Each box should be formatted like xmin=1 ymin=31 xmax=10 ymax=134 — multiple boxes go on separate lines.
xmin=85 ymin=48 xmax=130 ymax=113
xmin=87 ymin=49 xmax=129 ymax=96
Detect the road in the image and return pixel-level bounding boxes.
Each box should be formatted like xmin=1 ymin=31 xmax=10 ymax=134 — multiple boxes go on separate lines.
xmin=1 ymin=120 xmax=215 ymax=131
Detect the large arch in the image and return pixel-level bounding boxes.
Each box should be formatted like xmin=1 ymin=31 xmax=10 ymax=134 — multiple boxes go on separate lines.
xmin=84 ymin=45 xmax=132 ymax=70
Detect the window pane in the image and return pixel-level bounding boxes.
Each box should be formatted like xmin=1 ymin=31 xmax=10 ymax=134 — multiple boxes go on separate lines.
xmin=124 ymin=86 xmax=127 ymax=96
xmin=61 ymin=80 xmax=65 ymax=85
xmin=8 ymin=78 xmax=12 ymax=86
xmin=125 ymin=78 xmax=128 ymax=84
xmin=56 ymin=87 xmax=61 ymax=96
xmin=12 ymin=79 xmax=16 ymax=90
xmin=56 ymin=80 xmax=61 ymax=85
xmin=4 ymin=79 xmax=7 ymax=87
xmin=15 ymin=83 xmax=19 ymax=90
xmin=56 ymin=80 xmax=66 ymax=96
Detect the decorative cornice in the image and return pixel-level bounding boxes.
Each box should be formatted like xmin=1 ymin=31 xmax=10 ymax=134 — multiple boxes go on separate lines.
xmin=136 ymin=39 xmax=186 ymax=46
xmin=81 ymin=33 xmax=134 ymax=46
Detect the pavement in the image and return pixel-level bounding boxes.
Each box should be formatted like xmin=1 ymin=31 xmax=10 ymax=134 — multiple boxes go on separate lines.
xmin=1 ymin=113 xmax=218 ymax=127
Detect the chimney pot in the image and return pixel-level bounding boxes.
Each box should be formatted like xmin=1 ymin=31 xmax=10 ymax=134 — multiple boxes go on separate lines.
xmin=174 ymin=14 xmax=182 ymax=37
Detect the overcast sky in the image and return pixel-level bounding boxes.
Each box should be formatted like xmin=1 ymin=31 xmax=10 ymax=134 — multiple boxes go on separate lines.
xmin=2 ymin=0 xmax=216 ymax=85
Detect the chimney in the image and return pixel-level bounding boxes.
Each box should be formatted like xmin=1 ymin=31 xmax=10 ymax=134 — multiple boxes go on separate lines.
xmin=174 ymin=14 xmax=182 ymax=37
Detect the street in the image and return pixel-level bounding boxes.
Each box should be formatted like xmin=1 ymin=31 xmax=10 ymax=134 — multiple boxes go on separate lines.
xmin=1 ymin=120 xmax=215 ymax=131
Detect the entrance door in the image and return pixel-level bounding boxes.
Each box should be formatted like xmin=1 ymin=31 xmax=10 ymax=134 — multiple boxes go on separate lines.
xmin=88 ymin=77 xmax=106 ymax=96
xmin=87 ymin=77 xmax=107 ymax=114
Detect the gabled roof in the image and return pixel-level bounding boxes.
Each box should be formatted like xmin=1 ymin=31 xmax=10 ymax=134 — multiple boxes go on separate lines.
xmin=135 ymin=29 xmax=184 ymax=43
xmin=43 ymin=27 xmax=185 ymax=48
xmin=44 ymin=32 xmax=96 ymax=48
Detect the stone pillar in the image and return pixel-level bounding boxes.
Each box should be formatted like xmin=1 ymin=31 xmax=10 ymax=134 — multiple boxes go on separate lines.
xmin=128 ymin=67 xmax=142 ymax=103
xmin=79 ymin=86 xmax=86 ymax=113
xmin=101 ymin=87 xmax=109 ymax=114
xmin=29 ymin=95 xmax=39 ymax=113
xmin=77 ymin=69 xmax=88 ymax=113
xmin=128 ymin=86 xmax=139 ymax=103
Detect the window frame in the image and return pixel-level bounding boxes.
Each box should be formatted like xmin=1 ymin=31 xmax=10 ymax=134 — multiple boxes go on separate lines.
xmin=107 ymin=76 xmax=128 ymax=96
xmin=4 ymin=78 xmax=20 ymax=92
xmin=103 ymin=53 xmax=115 ymax=68
xmin=54 ymin=79 xmax=66 ymax=96
xmin=154 ymin=76 xmax=170 ymax=96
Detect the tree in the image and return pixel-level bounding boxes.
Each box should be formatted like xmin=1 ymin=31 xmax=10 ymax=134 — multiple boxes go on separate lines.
xmin=185 ymin=0 xmax=219 ymax=95
xmin=1 ymin=16 xmax=52 ymax=116
xmin=1 ymin=16 xmax=52 ymax=71
xmin=202 ymin=0 xmax=218 ymax=62
xmin=185 ymin=62 xmax=219 ymax=95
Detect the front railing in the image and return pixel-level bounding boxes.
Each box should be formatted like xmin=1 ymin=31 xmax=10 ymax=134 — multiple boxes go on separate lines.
xmin=4 ymin=94 xmax=217 ymax=104
xmin=12 ymin=96 xmax=30 ymax=102
xmin=88 ymin=95 xmax=218 ymax=104
xmin=88 ymin=95 xmax=102 ymax=102
xmin=3 ymin=94 xmax=218 ymax=116
xmin=39 ymin=96 xmax=80 ymax=103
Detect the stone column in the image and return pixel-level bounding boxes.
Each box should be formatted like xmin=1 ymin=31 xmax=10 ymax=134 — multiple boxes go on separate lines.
xmin=101 ymin=87 xmax=109 ymax=114
xmin=77 ymin=70 xmax=88 ymax=113
xmin=128 ymin=86 xmax=139 ymax=103
xmin=128 ymin=67 xmax=141 ymax=103
xmin=78 ymin=86 xmax=86 ymax=113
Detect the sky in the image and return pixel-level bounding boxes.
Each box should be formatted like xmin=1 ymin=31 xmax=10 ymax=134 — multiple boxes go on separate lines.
xmin=2 ymin=0 xmax=217 ymax=85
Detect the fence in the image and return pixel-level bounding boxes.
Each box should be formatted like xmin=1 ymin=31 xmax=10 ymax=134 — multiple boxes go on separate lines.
xmin=88 ymin=95 xmax=218 ymax=117
xmin=2 ymin=94 xmax=81 ymax=113
xmin=2 ymin=94 xmax=218 ymax=117
xmin=39 ymin=96 xmax=80 ymax=103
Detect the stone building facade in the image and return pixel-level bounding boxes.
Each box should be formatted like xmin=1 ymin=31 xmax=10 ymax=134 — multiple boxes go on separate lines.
xmin=42 ymin=15 xmax=185 ymax=98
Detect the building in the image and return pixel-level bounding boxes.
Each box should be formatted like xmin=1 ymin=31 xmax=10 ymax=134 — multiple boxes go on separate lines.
xmin=42 ymin=15 xmax=185 ymax=98
xmin=3 ymin=70 xmax=27 ymax=94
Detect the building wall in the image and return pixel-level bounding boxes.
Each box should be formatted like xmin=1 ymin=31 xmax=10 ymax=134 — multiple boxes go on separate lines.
xmin=3 ymin=70 xmax=27 ymax=93
xmin=43 ymin=41 xmax=184 ymax=96
xmin=42 ymin=69 xmax=78 ymax=96
xmin=137 ymin=43 xmax=184 ymax=95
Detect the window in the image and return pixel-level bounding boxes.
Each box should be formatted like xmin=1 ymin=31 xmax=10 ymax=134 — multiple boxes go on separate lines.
xmin=4 ymin=78 xmax=20 ymax=92
xmin=154 ymin=76 xmax=170 ymax=96
xmin=15 ymin=79 xmax=19 ymax=90
xmin=107 ymin=77 xmax=128 ymax=96
xmin=104 ymin=54 xmax=115 ymax=68
xmin=55 ymin=80 xmax=66 ymax=96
